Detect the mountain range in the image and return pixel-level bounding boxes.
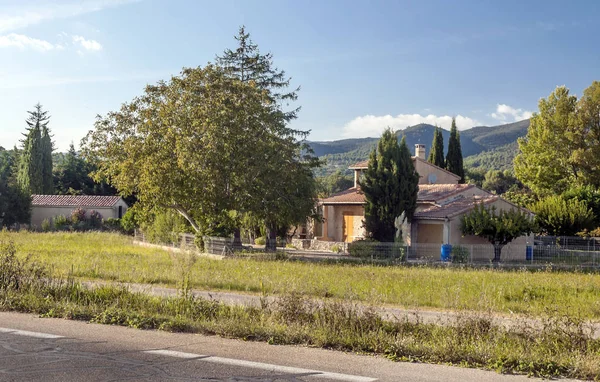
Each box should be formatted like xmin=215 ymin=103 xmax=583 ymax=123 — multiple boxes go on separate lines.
xmin=309 ymin=119 xmax=530 ymax=176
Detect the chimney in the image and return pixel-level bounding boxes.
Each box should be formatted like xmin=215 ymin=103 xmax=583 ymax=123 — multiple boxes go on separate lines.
xmin=415 ymin=144 xmax=426 ymax=160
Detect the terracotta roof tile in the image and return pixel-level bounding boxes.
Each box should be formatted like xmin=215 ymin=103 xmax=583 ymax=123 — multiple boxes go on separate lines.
xmin=348 ymin=160 xmax=370 ymax=169
xmin=320 ymin=188 xmax=365 ymax=204
xmin=321 ymin=184 xmax=475 ymax=205
xmin=414 ymin=195 xmax=498 ymax=220
xmin=349 ymin=158 xmax=461 ymax=180
xmin=32 ymin=195 xmax=123 ymax=208
xmin=417 ymin=184 xmax=474 ymax=201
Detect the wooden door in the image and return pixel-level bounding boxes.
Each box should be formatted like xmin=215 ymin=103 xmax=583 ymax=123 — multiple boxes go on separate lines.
xmin=342 ymin=213 xmax=354 ymax=242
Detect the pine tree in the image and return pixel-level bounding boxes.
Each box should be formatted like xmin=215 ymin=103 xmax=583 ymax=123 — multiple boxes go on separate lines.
xmin=216 ymin=26 xmax=318 ymax=251
xmin=18 ymin=103 xmax=52 ymax=195
xmin=445 ymin=118 xmax=465 ymax=183
xmin=360 ymin=129 xmax=419 ymax=242
xmin=216 ymin=25 xmax=300 ymax=124
xmin=428 ymin=126 xmax=445 ymax=168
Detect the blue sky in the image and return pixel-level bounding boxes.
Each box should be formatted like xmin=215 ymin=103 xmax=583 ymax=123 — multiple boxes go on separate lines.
xmin=0 ymin=0 xmax=598 ymax=151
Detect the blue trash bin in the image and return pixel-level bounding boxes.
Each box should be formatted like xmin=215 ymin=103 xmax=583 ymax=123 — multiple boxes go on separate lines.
xmin=526 ymin=246 xmax=533 ymax=261
xmin=441 ymin=244 xmax=452 ymax=262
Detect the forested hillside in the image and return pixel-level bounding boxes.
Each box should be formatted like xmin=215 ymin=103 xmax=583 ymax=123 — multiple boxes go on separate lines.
xmin=311 ymin=119 xmax=529 ymax=176
xmin=463 ymin=142 xmax=518 ymax=171
xmin=462 ymin=120 xmax=529 ymax=150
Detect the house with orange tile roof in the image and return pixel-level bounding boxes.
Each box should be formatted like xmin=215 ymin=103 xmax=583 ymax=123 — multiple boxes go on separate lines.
xmin=310 ymin=144 xmax=532 ymax=257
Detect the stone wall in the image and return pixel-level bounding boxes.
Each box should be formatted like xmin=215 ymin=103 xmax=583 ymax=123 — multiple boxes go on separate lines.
xmin=291 ymin=238 xmax=348 ymax=253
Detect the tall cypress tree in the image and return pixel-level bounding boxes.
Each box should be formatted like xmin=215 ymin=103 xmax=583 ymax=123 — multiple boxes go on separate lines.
xmin=445 ymin=118 xmax=465 ymax=183
xmin=18 ymin=104 xmax=52 ymax=195
xmin=360 ymin=129 xmax=418 ymax=242
xmin=428 ymin=126 xmax=445 ymax=168
xmin=18 ymin=120 xmax=43 ymax=194
xmin=398 ymin=135 xmax=420 ymax=223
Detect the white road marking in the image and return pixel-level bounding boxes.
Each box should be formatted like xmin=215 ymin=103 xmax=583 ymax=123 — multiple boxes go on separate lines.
xmin=0 ymin=327 xmax=64 ymax=339
xmin=144 ymin=349 xmax=377 ymax=382
xmin=145 ymin=349 xmax=204 ymax=359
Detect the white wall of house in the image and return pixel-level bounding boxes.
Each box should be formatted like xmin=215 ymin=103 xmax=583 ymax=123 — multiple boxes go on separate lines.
xmin=31 ymin=200 xmax=128 ymax=228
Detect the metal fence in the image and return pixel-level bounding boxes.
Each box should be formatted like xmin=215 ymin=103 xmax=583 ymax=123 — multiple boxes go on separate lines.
xmin=347 ymin=240 xmax=600 ymax=268
xmin=134 ymin=230 xmax=600 ymax=269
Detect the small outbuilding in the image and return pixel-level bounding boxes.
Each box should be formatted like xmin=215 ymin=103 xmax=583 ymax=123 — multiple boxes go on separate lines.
xmin=30 ymin=195 xmax=128 ymax=228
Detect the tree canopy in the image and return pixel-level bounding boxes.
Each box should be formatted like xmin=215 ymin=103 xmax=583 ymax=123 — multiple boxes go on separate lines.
xmin=360 ymin=130 xmax=419 ymax=242
xmin=461 ymin=204 xmax=536 ymax=262
xmin=82 ymin=64 xmax=318 ymax=243
xmin=529 ymin=195 xmax=594 ymax=236
xmin=515 ymin=82 xmax=600 ymax=195
xmin=17 ymin=103 xmax=53 ymax=195
xmin=215 ymin=26 xmax=318 ymax=249
xmin=0 ymin=147 xmax=31 ymax=227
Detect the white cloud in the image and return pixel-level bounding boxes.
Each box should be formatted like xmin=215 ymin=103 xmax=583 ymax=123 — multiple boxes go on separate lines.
xmin=0 ymin=0 xmax=139 ymax=33
xmin=72 ymin=35 xmax=102 ymax=51
xmin=0 ymin=33 xmax=55 ymax=51
xmin=341 ymin=113 xmax=482 ymax=138
xmin=0 ymin=69 xmax=174 ymax=89
xmin=491 ymin=104 xmax=533 ymax=122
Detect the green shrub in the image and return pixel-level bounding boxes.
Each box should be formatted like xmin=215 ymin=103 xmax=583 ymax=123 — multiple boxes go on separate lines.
xmin=41 ymin=218 xmax=52 ymax=232
xmin=103 ymin=218 xmax=122 ymax=232
xmin=142 ymin=209 xmax=187 ymax=244
xmin=120 ymin=208 xmax=137 ymax=234
xmin=88 ymin=210 xmax=102 ymax=229
xmin=71 ymin=208 xmax=87 ymax=224
xmin=451 ymin=245 xmax=470 ymax=263
xmin=348 ymin=239 xmax=405 ymax=261
xmin=53 ymin=215 xmax=69 ymax=230
xmin=330 ymin=244 xmax=341 ymax=253
xmin=255 ymin=237 xmax=266 ymax=245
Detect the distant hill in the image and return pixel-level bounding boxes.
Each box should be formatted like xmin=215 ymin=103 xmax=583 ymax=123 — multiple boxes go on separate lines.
xmin=462 ymin=120 xmax=529 ymax=150
xmin=310 ymin=119 xmax=530 ymax=176
xmin=463 ymin=142 xmax=519 ymax=172
xmin=308 ymin=138 xmax=378 ymax=157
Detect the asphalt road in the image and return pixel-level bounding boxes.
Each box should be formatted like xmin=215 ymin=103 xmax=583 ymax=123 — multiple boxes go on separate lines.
xmin=0 ymin=312 xmax=581 ymax=382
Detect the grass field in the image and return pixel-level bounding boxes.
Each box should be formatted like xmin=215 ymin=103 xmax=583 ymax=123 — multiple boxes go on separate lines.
xmin=3 ymin=231 xmax=600 ymax=319
xmin=2 ymin=241 xmax=599 ymax=380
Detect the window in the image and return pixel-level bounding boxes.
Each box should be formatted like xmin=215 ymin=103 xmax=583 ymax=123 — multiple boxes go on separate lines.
xmin=118 ymin=206 xmax=123 ymax=219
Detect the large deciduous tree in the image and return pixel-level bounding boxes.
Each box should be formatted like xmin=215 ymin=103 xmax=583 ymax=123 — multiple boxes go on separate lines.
xmin=428 ymin=126 xmax=445 ymax=168
xmin=514 ymin=84 xmax=600 ymax=195
xmin=445 ymin=118 xmax=464 ymax=183
xmin=82 ymin=65 xmax=317 ymax=248
xmin=461 ymin=204 xmax=536 ymax=262
xmin=360 ymin=130 xmax=418 ymax=242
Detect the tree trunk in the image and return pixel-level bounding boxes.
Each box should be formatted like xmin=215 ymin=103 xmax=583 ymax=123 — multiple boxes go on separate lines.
xmin=232 ymin=228 xmax=242 ymax=250
xmin=265 ymin=223 xmax=277 ymax=252
xmin=173 ymin=207 xmax=200 ymax=233
xmin=493 ymin=244 xmax=504 ymax=263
